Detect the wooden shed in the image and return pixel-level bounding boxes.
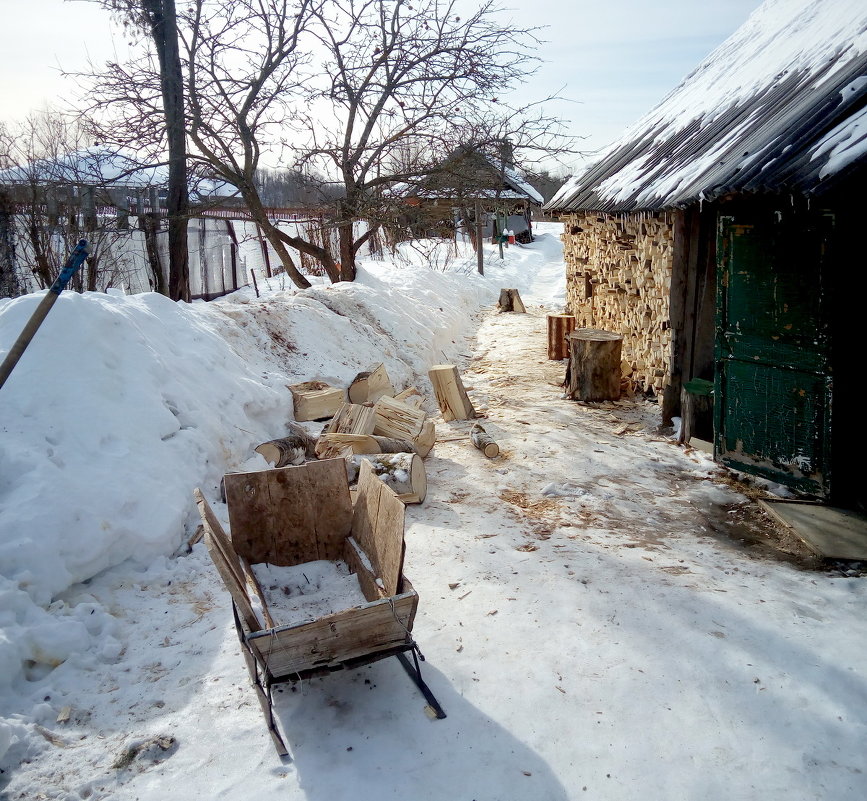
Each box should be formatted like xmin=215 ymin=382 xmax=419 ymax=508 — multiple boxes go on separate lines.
xmin=546 ymin=0 xmax=867 ymax=507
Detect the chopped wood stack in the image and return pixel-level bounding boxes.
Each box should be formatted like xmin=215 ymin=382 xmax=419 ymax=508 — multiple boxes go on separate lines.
xmin=255 ymin=363 xmax=449 ymax=505
xmin=560 ymin=211 xmax=674 ymax=396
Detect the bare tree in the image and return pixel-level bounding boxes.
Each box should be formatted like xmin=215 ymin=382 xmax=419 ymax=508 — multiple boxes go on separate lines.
xmin=295 ymin=0 xmax=569 ymax=280
xmin=79 ymin=0 xmax=569 ymax=286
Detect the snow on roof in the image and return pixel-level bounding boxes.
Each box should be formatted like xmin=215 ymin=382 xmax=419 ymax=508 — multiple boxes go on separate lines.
xmin=0 ymin=146 xmax=237 ymax=199
xmin=547 ymin=0 xmax=867 ymax=213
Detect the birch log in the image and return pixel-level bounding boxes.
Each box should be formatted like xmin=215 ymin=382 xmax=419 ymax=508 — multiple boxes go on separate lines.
xmin=470 ymin=423 xmax=500 ymax=458
xmin=345 ymin=453 xmax=427 ymax=504
xmin=316 ymin=433 xmax=416 ymax=459
xmin=428 ymin=364 xmax=476 ymax=421
xmin=255 ymin=435 xmax=309 ymax=467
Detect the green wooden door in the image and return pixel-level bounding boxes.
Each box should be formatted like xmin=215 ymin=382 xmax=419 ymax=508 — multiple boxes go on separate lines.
xmin=715 ymin=210 xmax=832 ymax=496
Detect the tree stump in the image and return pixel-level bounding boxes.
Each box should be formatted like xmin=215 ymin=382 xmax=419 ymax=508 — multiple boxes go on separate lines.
xmin=565 ymin=329 xmax=623 ymax=401
xmin=497 ymin=288 xmax=526 ymax=313
xmin=546 ymin=314 xmax=577 ymax=360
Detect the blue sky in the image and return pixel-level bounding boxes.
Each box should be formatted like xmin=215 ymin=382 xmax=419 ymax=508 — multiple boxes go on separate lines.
xmin=0 ymin=0 xmax=763 ymax=174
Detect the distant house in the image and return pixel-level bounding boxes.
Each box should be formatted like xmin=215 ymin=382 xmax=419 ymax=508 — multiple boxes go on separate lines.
xmin=395 ymin=143 xmax=543 ymax=243
xmin=545 ymin=0 xmax=867 ymax=505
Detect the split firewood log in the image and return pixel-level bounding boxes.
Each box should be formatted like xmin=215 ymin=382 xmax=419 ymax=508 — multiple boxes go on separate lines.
xmin=348 ymin=363 xmax=394 ymax=404
xmin=324 ymin=402 xmax=376 ymax=435
xmin=373 ymin=395 xmax=426 ymax=440
xmin=428 ymin=364 xmax=476 ymax=421
xmin=344 ymin=452 xmax=427 ymax=504
xmin=289 ymin=381 xmax=345 ymax=421
xmin=414 ymin=419 xmax=436 ymax=458
xmin=470 ymin=423 xmax=500 ymax=458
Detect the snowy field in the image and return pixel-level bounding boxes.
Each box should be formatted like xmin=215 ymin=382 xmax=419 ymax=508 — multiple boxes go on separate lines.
xmin=1 ymin=222 xmax=865 ymax=800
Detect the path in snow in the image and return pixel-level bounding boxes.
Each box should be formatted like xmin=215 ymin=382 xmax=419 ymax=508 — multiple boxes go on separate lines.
xmin=2 ymin=228 xmax=865 ymax=801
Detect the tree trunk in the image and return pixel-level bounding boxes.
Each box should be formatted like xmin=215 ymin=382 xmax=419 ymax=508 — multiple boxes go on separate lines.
xmin=0 ymin=190 xmax=21 ymax=298
xmin=145 ymin=0 xmax=190 ymax=302
xmin=338 ymin=214 xmax=356 ymax=282
xmin=141 ymin=213 xmax=167 ymax=294
xmin=565 ymin=329 xmax=623 ymax=401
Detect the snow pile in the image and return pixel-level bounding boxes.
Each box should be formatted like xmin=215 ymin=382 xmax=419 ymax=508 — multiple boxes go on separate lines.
xmin=0 ymin=228 xmax=564 ymax=706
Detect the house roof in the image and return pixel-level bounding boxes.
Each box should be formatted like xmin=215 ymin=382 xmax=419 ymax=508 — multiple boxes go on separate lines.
xmin=547 ymin=0 xmax=867 ymax=213
xmin=390 ymin=147 xmax=544 ymax=205
xmin=0 ymin=146 xmax=236 ymax=200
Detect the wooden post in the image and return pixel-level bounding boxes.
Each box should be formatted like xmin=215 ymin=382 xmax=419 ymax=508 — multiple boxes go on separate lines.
xmin=565 ymin=329 xmax=623 ymax=401
xmin=547 ymin=314 xmax=577 ymax=360
xmin=475 ymin=199 xmax=484 ymax=275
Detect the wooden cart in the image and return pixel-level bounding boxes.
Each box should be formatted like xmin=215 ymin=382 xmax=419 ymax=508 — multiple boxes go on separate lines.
xmin=194 ymin=458 xmax=445 ymax=755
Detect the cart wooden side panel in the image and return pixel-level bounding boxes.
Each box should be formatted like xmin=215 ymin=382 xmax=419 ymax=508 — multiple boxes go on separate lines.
xmin=223 ymin=459 xmax=352 ymax=565
xmin=246 ymin=590 xmax=418 ymax=677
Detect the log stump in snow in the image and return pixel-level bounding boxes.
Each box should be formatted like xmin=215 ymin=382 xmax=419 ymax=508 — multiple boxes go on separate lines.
xmin=565 ymin=329 xmax=623 ymax=402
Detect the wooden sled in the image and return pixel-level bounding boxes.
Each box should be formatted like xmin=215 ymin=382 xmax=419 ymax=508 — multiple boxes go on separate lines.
xmin=194 ymin=459 xmax=445 ymax=756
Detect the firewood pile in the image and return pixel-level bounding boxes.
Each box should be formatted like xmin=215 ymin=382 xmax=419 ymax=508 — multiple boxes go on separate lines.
xmin=560 ymin=211 xmax=674 ymax=397
xmin=252 ymin=360 xmax=498 ymax=506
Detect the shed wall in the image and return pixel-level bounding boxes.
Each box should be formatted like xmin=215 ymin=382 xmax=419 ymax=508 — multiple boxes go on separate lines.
xmin=561 ymin=211 xmax=674 ymax=396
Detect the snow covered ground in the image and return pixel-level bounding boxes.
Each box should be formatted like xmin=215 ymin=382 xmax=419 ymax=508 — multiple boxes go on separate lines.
xmin=1 ymin=223 xmax=865 ymax=800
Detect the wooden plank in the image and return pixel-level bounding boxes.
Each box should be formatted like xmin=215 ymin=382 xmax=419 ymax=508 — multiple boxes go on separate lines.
xmin=248 ymin=591 xmax=418 ymax=677
xmin=224 ymin=462 xmax=351 ymax=565
xmin=373 ymin=477 xmax=407 ymax=596
xmin=304 ymin=458 xmax=354 ymax=561
xmin=352 ymin=462 xmax=405 ymax=596
xmin=759 ymin=499 xmax=867 ymax=560
xmin=344 ymin=536 xmax=388 ymax=603
xmin=192 ymin=492 xmax=262 ymax=633
xmin=351 ymin=461 xmax=382 ymax=571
